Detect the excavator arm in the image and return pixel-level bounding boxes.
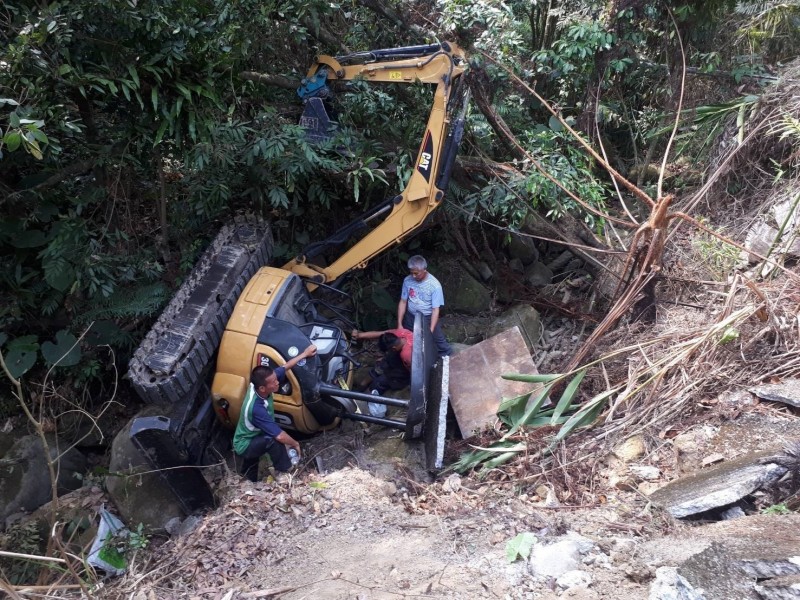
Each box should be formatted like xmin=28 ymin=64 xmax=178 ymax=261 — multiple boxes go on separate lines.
xmin=282 ymin=41 xmax=469 ymax=286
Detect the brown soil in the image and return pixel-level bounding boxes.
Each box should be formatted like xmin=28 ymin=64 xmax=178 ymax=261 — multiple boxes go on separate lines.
xmin=94 ymin=396 xmax=799 ymax=600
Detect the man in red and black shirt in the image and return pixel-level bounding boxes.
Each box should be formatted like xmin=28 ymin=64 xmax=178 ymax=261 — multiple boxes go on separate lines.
xmin=352 ymin=328 xmax=413 ymax=416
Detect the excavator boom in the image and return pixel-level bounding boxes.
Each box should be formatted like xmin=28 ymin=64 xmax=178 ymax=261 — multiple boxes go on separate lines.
xmin=284 ymin=42 xmax=469 ymax=286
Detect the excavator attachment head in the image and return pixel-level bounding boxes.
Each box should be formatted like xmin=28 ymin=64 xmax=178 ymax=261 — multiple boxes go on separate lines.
xmin=300 ymin=97 xmax=336 ymax=144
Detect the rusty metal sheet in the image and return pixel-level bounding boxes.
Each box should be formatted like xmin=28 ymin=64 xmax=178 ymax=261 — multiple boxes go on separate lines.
xmin=448 ymin=326 xmax=539 ymax=438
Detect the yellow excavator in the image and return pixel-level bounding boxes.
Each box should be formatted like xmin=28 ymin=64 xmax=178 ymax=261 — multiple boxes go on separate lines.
xmin=126 ymin=42 xmax=468 ymax=512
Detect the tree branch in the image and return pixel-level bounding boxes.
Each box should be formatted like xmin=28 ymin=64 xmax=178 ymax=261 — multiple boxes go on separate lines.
xmin=240 ymin=71 xmax=301 ymax=91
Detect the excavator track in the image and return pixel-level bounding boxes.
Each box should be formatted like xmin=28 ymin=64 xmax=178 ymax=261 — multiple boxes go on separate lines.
xmin=128 ymin=216 xmax=273 ymax=406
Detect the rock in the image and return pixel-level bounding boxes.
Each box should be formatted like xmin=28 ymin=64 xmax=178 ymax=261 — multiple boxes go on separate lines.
xmin=614 ymin=436 xmax=647 ymax=462
xmin=508 ymin=234 xmax=539 ymax=265
xmin=772 ymin=197 xmax=800 ymax=232
xmin=530 ymin=539 xmax=582 ymax=578
xmin=643 ymin=513 xmax=800 ymax=598
xmin=484 ymin=304 xmax=542 ymax=353
xmin=546 ymin=250 xmax=575 ymax=272
xmin=750 ymin=380 xmax=800 ymax=408
xmin=755 ymin=574 xmax=800 ymax=600
xmin=678 ymin=542 xmax=766 ymax=599
xmin=0 ymin=434 xmax=87 ymax=527
xmin=441 ymin=319 xmax=491 ymax=346
xmin=544 ymin=487 xmax=561 ymax=507
xmin=609 ymin=473 xmax=637 ymax=491
xmin=535 ymin=484 xmax=550 ymax=499
xmin=638 ymin=481 xmax=665 ymax=496
xmin=477 ymin=261 xmax=493 ymax=282
xmin=176 ymin=514 xmax=202 ymax=537
xmin=721 ymin=506 xmax=746 ymax=520
xmin=106 ymin=409 xmax=187 ymax=531
xmin=701 ymin=453 xmax=725 ymax=467
xmin=671 ymin=426 xmax=717 ymax=456
xmin=165 ymin=515 xmax=202 ymax=538
xmin=448 ymin=326 xmax=538 ymax=437
xmin=649 ymin=566 xmax=706 ymax=600
xmin=509 ymin=257 xmax=525 ymax=274
xmin=743 ymin=220 xmax=800 ymax=264
xmin=164 ymin=516 xmax=182 ymax=536
xmin=744 ymin=221 xmax=782 ymax=264
xmin=556 ymin=570 xmax=593 ymax=589
xmin=562 ymin=588 xmax=600 ymax=599
xmin=442 ymin=473 xmax=461 ymax=493
xmin=563 ymin=531 xmax=598 ymax=555
xmin=630 ymin=465 xmax=661 ymax=480
xmin=648 ymin=449 xmax=788 ymax=518
xmin=529 ymin=532 xmax=595 ymax=579
xmin=524 ymin=261 xmax=553 ymax=287
xmin=439 ymin=262 xmax=492 ymax=315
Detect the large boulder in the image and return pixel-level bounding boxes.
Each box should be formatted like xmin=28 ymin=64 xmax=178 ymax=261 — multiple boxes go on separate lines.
xmin=507 ymin=234 xmax=539 ymax=265
xmin=485 ymin=304 xmax=542 ymax=353
xmin=437 ymin=262 xmax=492 ymax=315
xmin=106 ymin=408 xmax=186 ymax=531
xmin=0 ymin=432 xmax=87 ymax=527
xmin=524 ymin=261 xmax=553 ymax=287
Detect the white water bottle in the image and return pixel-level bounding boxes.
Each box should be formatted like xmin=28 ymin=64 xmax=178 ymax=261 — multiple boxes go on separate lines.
xmin=288 ymin=448 xmax=300 ymax=466
xmin=368 ymin=390 xmax=387 ymax=418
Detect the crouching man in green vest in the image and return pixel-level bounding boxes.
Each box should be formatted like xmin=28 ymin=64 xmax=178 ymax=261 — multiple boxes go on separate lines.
xmin=233 ymin=344 xmax=317 ymax=482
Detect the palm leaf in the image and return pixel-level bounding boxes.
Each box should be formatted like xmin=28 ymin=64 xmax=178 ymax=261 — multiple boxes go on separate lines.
xmin=550 ymin=368 xmax=587 ymax=425
xmin=501 ymin=383 xmax=553 ymax=440
xmin=554 ymin=388 xmax=615 ymax=442
xmin=502 ymin=373 xmax=563 ymax=383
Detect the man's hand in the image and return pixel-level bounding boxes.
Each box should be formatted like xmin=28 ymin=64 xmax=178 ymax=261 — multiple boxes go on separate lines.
xmin=284 ymin=344 xmax=317 ymax=371
xmin=430 ymin=307 xmax=440 ymax=333
xmin=351 ymin=329 xmax=360 ymax=341
xmin=276 ymin=430 xmax=301 ymax=454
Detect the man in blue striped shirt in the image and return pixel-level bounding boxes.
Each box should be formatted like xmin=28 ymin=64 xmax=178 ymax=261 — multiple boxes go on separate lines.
xmin=397 ymin=255 xmax=452 ymax=357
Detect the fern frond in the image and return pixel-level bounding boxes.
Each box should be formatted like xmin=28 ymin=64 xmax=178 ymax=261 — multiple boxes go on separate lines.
xmin=76 ymin=282 xmax=170 ymax=324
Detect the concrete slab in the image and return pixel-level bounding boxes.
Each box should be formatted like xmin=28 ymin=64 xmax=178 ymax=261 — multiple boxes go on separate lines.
xmin=750 ymin=379 xmax=800 ymax=408
xmin=643 ymin=514 xmax=800 ymax=600
xmin=648 ymin=449 xmax=788 ymax=518
xmin=448 ymin=326 xmax=539 ymax=438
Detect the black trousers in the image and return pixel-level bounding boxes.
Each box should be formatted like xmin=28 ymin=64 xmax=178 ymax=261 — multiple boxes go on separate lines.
xmin=369 ymin=350 xmax=410 ymax=394
xmin=237 ymin=434 xmax=290 ymax=482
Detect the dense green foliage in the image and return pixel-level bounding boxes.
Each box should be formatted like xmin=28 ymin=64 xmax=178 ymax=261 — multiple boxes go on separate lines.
xmin=1 ymin=0 xmax=794 ymax=390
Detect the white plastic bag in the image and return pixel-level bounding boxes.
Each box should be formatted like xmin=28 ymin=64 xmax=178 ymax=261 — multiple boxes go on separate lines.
xmin=87 ymin=507 xmax=128 ymax=576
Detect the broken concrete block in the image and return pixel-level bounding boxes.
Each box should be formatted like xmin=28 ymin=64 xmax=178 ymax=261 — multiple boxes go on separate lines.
xmin=646 ymin=514 xmax=800 ymax=600
xmin=750 ymin=379 xmax=800 ymax=408
xmin=648 ymin=449 xmax=788 ymax=518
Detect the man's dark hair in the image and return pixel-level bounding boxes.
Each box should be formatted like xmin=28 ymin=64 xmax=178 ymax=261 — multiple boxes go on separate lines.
xmin=251 ymin=365 xmax=275 ymax=388
xmin=378 ymin=332 xmax=400 ymax=352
